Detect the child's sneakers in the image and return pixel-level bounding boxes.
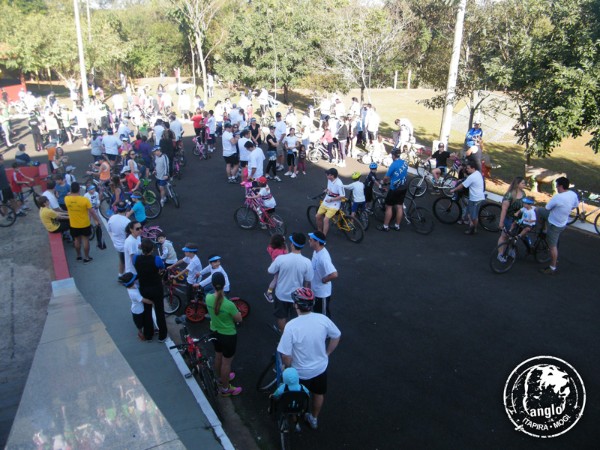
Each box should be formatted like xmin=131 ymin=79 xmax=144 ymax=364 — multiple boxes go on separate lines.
xmin=220 ymin=385 xmax=242 ymax=397
xmin=264 ymin=291 xmax=274 ymax=303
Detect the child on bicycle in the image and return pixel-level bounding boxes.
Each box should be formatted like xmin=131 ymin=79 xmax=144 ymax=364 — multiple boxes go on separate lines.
xmin=10 ymin=162 xmax=35 ymax=210
xmin=264 ymin=233 xmax=287 ymax=303
xmin=364 ymin=162 xmax=381 ymax=212
xmin=195 ymin=255 xmax=231 ymax=294
xmin=157 ymin=233 xmax=178 ymax=268
xmin=126 ymin=191 xmax=147 ymax=226
xmin=269 ymin=367 xmax=310 ymax=430
xmin=343 ymin=172 xmax=366 ymax=219
xmin=170 ymin=243 xmax=203 ymax=303
xmin=510 ymin=197 xmax=537 ymax=244
xmin=248 ymin=177 xmax=277 ymax=228
xmin=119 ymin=272 xmax=153 ymax=341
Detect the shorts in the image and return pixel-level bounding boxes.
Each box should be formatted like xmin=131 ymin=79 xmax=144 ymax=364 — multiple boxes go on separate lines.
xmin=545 ymin=223 xmax=565 ymax=247
xmin=132 ymin=312 xmax=144 ymax=330
xmin=239 ymin=160 xmax=248 ymax=168
xmin=118 ymin=251 xmax=125 ymax=264
xmin=365 ymin=187 xmax=373 ymax=203
xmin=208 ymin=134 xmax=215 ymax=145
xmin=351 ymin=202 xmax=366 ymax=213
xmin=1 ymin=187 xmax=14 ymax=202
xmin=224 ymin=154 xmax=239 ymax=165
xmin=384 ymin=188 xmax=407 ymax=206
xmin=212 ymin=332 xmax=237 ymax=358
xmin=467 ymin=200 xmax=483 ymax=219
xmin=80 ymin=128 xmax=88 ymax=139
xmin=317 ymin=203 xmax=339 ymax=219
xmin=70 ymin=225 xmax=92 ymax=238
xmin=276 ymin=141 xmax=285 ymax=156
xmin=50 ymin=221 xmax=70 ymax=233
xmin=287 ymin=153 xmax=296 ymax=166
xmin=300 ymin=370 xmax=327 ymax=395
xmin=156 ymin=179 xmax=168 ymax=187
xmin=273 ymin=296 xmax=297 ymax=320
xmin=106 ymin=154 xmax=117 ymax=161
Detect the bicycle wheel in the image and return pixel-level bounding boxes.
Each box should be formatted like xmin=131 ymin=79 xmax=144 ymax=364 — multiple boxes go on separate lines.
xmin=594 ymin=213 xmax=600 ymax=235
xmin=307 ymin=149 xmax=320 ymax=163
xmin=169 ymin=186 xmax=180 ymax=208
xmin=256 ymin=355 xmax=277 ymax=392
xmin=432 ymin=197 xmax=460 ymax=224
xmin=193 ymin=144 xmax=200 ymax=156
xmin=185 ymin=302 xmax=208 ymax=322
xmin=144 ymin=227 xmax=161 ymax=243
xmin=306 ymin=205 xmax=319 ymax=230
xmin=0 ymin=204 xmax=16 ymax=227
xmin=234 ymin=206 xmax=259 ymax=229
xmin=358 ymin=209 xmax=370 ymax=231
xmin=232 ymin=297 xmax=250 ymax=319
xmin=567 ymin=207 xmax=579 ymax=225
xmin=340 ymin=215 xmax=364 ymax=243
xmin=441 ymin=176 xmax=457 ymax=198
xmin=408 ymin=177 xmax=427 ymax=197
xmin=144 ymin=201 xmax=162 ymax=220
xmin=534 ymin=236 xmax=551 ymax=264
xmin=279 ymin=417 xmax=292 ymax=450
xmin=479 ymin=203 xmax=501 ymax=232
xmin=33 ymin=191 xmax=43 ymax=209
xmin=372 ymin=197 xmax=387 ymax=222
xmin=408 ymin=206 xmax=435 ymax=235
xmin=361 ymin=154 xmax=372 ymax=165
xmin=163 ymin=293 xmax=181 ymax=315
xmin=489 ymin=241 xmax=518 ymax=274
xmin=142 ymin=189 xmax=157 ymax=205
xmin=268 ymin=213 xmax=286 ymax=236
xmin=200 ymin=366 xmax=224 ymax=422
xmin=88 ymin=224 xmax=96 ymax=241
xmin=99 ymin=198 xmax=113 ymax=219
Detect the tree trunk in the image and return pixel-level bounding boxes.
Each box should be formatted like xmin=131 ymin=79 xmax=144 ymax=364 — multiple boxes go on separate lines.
xmin=407 ymin=69 xmax=412 ymax=90
xmin=283 ymin=84 xmax=289 ymax=104
xmin=189 ymin=36 xmax=196 ymax=93
xmin=195 ymin=34 xmax=208 ymax=105
xmin=360 ymin=85 xmax=365 ymax=103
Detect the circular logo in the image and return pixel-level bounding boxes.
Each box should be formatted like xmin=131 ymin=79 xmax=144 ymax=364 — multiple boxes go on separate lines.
xmin=504 ymin=356 xmax=586 ymax=438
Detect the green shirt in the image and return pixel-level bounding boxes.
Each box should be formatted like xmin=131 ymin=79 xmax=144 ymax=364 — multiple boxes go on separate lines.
xmin=205 ymin=293 xmax=238 ymax=335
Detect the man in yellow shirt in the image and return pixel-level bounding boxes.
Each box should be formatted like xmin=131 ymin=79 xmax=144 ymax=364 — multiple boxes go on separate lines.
xmin=64 ymin=182 xmax=100 ymax=263
xmin=39 ymin=196 xmax=69 ymax=233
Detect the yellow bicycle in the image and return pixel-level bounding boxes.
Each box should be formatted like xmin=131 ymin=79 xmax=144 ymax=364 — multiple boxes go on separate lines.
xmin=306 ymin=193 xmax=365 ymax=243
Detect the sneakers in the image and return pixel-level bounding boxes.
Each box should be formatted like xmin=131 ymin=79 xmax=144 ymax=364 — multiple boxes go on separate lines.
xmin=16 ymin=211 xmax=26 ymax=217
xmin=276 ymin=165 xmax=284 ymax=171
xmin=302 ymin=171 xmax=306 ymax=175
xmin=497 ymin=254 xmax=507 ymax=263
xmin=21 ymin=205 xmax=31 ymax=211
xmin=264 ymin=291 xmax=274 ymax=303
xmin=228 ymin=177 xmax=236 ymax=183
xmin=274 ymin=176 xmax=282 ymax=182
xmin=464 ymin=227 xmax=477 ymax=235
xmin=217 ymin=372 xmax=236 ymax=386
xmin=266 ymin=174 xmax=272 ymax=180
xmin=174 ymin=316 xmax=187 ymax=324
xmin=220 ymin=385 xmax=242 ymax=397
xmin=284 ymin=171 xmax=292 ymax=176
xmin=304 ymin=412 xmax=318 ymax=430
xmin=290 ymin=173 xmax=297 ymax=178
xmin=377 ymin=225 xmax=390 ymax=232
xmin=540 ymin=266 xmax=557 ymax=275
xmin=158 ymin=337 xmax=167 ymax=343
xmin=83 ymin=257 xmax=93 ymax=264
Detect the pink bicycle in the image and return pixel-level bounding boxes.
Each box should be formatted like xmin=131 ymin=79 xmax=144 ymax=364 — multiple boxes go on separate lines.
xmin=192 ymin=129 xmax=210 ymax=160
xmin=233 ymin=181 xmax=286 ymax=235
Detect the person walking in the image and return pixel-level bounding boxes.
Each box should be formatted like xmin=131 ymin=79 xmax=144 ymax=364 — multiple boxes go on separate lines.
xmin=277 ymin=287 xmax=341 ymax=430
xmin=308 ymin=231 xmax=338 ymax=318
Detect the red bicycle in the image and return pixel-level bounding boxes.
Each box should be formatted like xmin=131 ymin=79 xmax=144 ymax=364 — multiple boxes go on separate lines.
xmin=184 ymin=285 xmax=251 ymax=323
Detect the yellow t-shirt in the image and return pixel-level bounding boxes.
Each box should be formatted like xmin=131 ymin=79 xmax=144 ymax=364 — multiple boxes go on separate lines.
xmin=39 ymin=207 xmax=59 ymax=232
xmin=64 ymin=195 xmax=92 ymax=228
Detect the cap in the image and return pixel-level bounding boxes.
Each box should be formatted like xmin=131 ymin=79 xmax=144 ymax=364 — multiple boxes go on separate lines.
xmin=250 ymin=118 xmax=256 ymax=122
xmin=152 ymin=146 xmax=161 ymax=152
xmin=211 ymin=272 xmax=226 ymax=290
xmin=131 ymin=194 xmax=142 ymax=199
xmin=325 ymin=168 xmax=338 ymax=177
xmin=269 ymin=125 xmax=275 ymax=130
xmin=182 ymin=246 xmax=198 ymax=252
xmin=18 ymin=143 xmax=26 ymax=151
xmin=257 ymin=176 xmax=267 ymax=185
xmin=276 ymin=112 xmax=282 ymax=117
xmin=86 ymin=184 xmax=96 ymax=191
xmin=308 ymin=231 xmax=326 ymax=245
xmin=208 ymin=255 xmax=221 ymax=263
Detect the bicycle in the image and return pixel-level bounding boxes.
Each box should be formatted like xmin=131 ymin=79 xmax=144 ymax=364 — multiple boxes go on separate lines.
xmin=233 ymin=181 xmax=286 ymax=236
xmin=19 ymin=182 xmax=44 ymax=209
xmin=169 ymin=328 xmax=223 ymax=422
xmin=566 ymin=189 xmax=600 ymax=234
xmin=306 ymin=193 xmax=365 ymax=243
xmin=99 ymin=189 xmax=162 ymax=220
xmin=256 ymin=324 xmax=284 ymax=392
xmin=173 ymin=152 xmax=184 ymax=180
xmin=0 ymin=203 xmax=16 ymax=227
xmin=164 ymin=180 xmax=180 ymax=208
xmin=371 ymin=187 xmax=435 ymax=235
xmin=163 ymin=269 xmax=186 ymax=315
xmin=306 ymin=141 xmax=330 ymax=164
xmin=182 ymin=285 xmax=250 ymax=323
xmin=192 ymin=136 xmax=210 ymax=160
xmin=432 ymin=194 xmax=501 ymax=232
xmin=489 ymin=227 xmax=551 ymax=273
xmin=340 ymin=191 xmax=370 ymax=230
xmin=408 ymin=160 xmax=455 ymax=198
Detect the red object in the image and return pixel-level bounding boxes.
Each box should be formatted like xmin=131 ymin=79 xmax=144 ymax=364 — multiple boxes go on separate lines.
xmin=48 ymin=232 xmax=71 ymax=281
xmin=5 ymin=163 xmax=49 ymax=191
xmin=0 ymin=80 xmax=26 ymax=103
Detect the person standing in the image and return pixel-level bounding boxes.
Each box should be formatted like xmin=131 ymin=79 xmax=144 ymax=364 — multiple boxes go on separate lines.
xmin=274 ymin=112 xmax=287 ymax=171
xmin=308 ymin=232 xmax=338 ymax=317
xmin=277 ymin=287 xmax=341 ymax=430
xmin=377 ymin=149 xmax=408 ymax=232
xmin=536 ymin=177 xmax=579 ymax=275
xmin=108 ymin=201 xmax=131 ymax=277
xmin=449 ymin=158 xmax=485 ymax=235
xmin=102 ymin=128 xmax=120 ymax=163
xmin=265 ymin=125 xmax=281 ymax=181
xmin=221 ymin=122 xmax=240 ymax=183
xmin=267 ymin=233 xmax=314 ymax=332
xmin=205 ymin=272 xmax=243 ymax=396
xmin=124 ymin=221 xmax=142 ymax=274
xmin=246 ymin=141 xmax=265 ymax=180
xmin=153 ymin=146 xmax=169 ymax=206
xmin=64 ymin=182 xmax=100 ymax=263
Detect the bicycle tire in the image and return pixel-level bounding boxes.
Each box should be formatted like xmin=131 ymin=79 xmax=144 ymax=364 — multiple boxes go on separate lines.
xmin=567 ymin=207 xmax=579 ymax=225
xmin=360 ymin=154 xmax=372 ymax=165
xmin=143 ymin=227 xmax=161 ymax=243
xmin=232 ymin=297 xmax=250 ymax=319
xmin=279 ymin=418 xmax=292 ymax=450
xmin=169 ymin=186 xmax=180 ymax=208
xmin=534 ymin=236 xmax=551 ymax=264
xmin=268 ymin=213 xmax=286 ymax=236
xmin=99 ymin=198 xmax=113 ymax=220
xmin=88 ymin=224 xmax=96 ymax=241
xmin=489 ymin=241 xmax=518 ymax=274
xmin=185 ymin=303 xmax=208 ymax=322
xmin=372 ymin=197 xmax=387 ymax=222
xmin=0 ymin=204 xmax=16 ymax=227
xmin=142 ymin=189 xmax=157 ymax=205
xmin=144 ymin=200 xmax=162 ymax=220
xmin=594 ymin=212 xmax=600 ymax=235
xmin=441 ymin=176 xmax=457 ymax=198
xmin=408 ymin=206 xmax=435 ymax=235
xmin=408 ymin=177 xmax=427 ymax=197
xmin=432 ymin=197 xmax=461 ymax=224
xmin=193 ymin=145 xmax=200 ymax=156
xmin=358 ymin=209 xmax=370 ymax=230
xmin=33 ymin=191 xmax=43 ymax=209
xmin=256 ymin=355 xmax=277 ymax=392
xmin=200 ymin=366 xmax=224 ymax=422
xmin=479 ymin=203 xmax=501 ymax=232
xmin=306 ymin=205 xmax=318 ymax=230
xmin=164 ymin=293 xmax=181 ymax=315
xmin=340 ymin=215 xmax=364 ymax=243
xmin=234 ymin=206 xmax=259 ymax=230
xmin=307 ymin=149 xmax=320 ymax=163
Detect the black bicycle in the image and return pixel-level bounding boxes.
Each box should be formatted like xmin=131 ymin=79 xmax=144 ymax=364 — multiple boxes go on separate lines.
xmin=489 ymin=228 xmax=551 ymax=274
xmin=371 ymin=187 xmax=435 ymax=235
xmin=432 ymin=195 xmax=501 ymax=232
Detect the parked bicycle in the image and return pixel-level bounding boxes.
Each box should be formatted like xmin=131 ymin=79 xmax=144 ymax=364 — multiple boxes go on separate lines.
xmin=19 ymin=182 xmax=44 ymax=209
xmin=234 ymin=181 xmax=286 ymax=235
xmin=432 ymin=194 xmax=501 ymax=232
xmin=99 ymin=189 xmax=162 ymax=220
xmin=566 ymin=189 xmax=600 ymax=234
xmin=256 ymin=324 xmax=284 ymax=392
xmin=371 ymin=187 xmax=435 ymax=235
xmin=489 ymin=227 xmax=550 ymax=273
xmin=163 ymin=270 xmax=187 ymax=315
xmin=306 ymin=142 xmax=330 ymax=164
xmin=306 ymin=192 xmax=365 ymax=243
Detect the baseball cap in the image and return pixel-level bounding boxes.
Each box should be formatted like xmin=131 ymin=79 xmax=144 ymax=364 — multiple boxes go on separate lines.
xmin=224 ymin=122 xmax=232 ymax=128
xmin=276 ymin=112 xmax=282 ymax=117
xmin=325 ymin=168 xmax=338 ymax=177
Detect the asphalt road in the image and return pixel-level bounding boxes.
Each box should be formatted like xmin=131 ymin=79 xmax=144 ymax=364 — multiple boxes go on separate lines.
xmin=9 ymin=122 xmax=600 ymax=449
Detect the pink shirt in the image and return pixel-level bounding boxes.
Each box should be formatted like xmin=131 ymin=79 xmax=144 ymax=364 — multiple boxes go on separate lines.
xmin=267 ymin=246 xmax=287 ymax=261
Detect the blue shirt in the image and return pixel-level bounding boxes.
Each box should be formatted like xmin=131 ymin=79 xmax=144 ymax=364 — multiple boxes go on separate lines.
xmin=386 ymin=159 xmax=408 ymax=190
xmin=131 ymin=201 xmax=146 ymax=222
xmin=55 ymin=183 xmax=71 ymax=206
xmin=465 ymin=127 xmax=483 ymax=148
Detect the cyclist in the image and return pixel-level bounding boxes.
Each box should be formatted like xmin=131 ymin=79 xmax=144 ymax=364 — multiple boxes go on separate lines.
xmin=248 ymin=177 xmax=276 ymax=228
xmin=315 ymin=168 xmax=345 ymax=237
xmin=157 ymin=232 xmax=178 ymax=268
xmin=342 ymin=172 xmax=366 ymax=220
xmin=510 ymin=196 xmax=536 ymax=241
xmin=170 ymin=243 xmax=204 ymax=303
xmin=431 ymin=142 xmax=451 ymax=184
xmin=196 ymin=255 xmax=231 ymax=294
xmin=364 ymin=162 xmax=382 ymax=212
xmin=377 ymin=149 xmax=408 ymax=232
xmin=126 ymin=192 xmax=147 ymax=226
xmin=277 ymin=287 xmax=341 ymax=430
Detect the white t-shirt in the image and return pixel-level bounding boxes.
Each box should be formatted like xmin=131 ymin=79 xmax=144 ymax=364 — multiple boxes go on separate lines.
xmin=107 ymin=214 xmax=131 ymax=252
xmin=207 ymin=116 xmax=216 ymax=134
xmin=222 ymin=131 xmax=236 ymax=157
xmin=275 ymin=120 xmax=287 ymax=141
xmin=343 ymin=181 xmax=366 ymax=203
xmin=238 ymin=137 xmax=251 ymax=162
xmin=84 ymin=192 xmax=100 ymax=209
xmin=284 ymin=135 xmax=298 ymax=153
xmin=519 ymin=207 xmax=537 ymax=226
xmin=228 ymin=110 xmax=241 ymax=126
xmin=170 ymin=120 xmax=184 ymax=140
xmin=259 ymin=186 xmax=276 ymax=209
xmin=184 ymin=255 xmax=203 ymax=284
xmin=267 ymin=253 xmax=314 ymax=302
xmin=153 ymin=124 xmax=165 ymax=144
xmin=42 ymin=190 xmax=60 ymax=210
xmin=324 ymin=178 xmax=345 ymax=210
xmin=311 ymin=248 xmax=336 ymax=298
xmin=103 ymin=135 xmax=120 ymax=156
xmin=248 ymin=149 xmax=265 ymax=179
xmin=198 ymin=265 xmax=230 ymax=291
xmin=124 ymin=235 xmax=141 ymax=274
xmin=546 ymin=190 xmax=579 ymax=227
xmin=277 ymin=313 xmax=341 ymax=380
xmin=462 ymin=171 xmax=485 ymax=202
xmin=127 ymin=287 xmax=144 ymax=315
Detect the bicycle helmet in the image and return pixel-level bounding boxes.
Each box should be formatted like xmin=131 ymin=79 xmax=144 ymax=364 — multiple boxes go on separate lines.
xmin=351 ymin=171 xmax=361 ymax=180
xmin=291 ymin=287 xmax=315 ymax=311
xmin=391 ymin=149 xmax=401 ymax=157
xmin=369 ymin=162 xmax=378 ymax=170
xmin=522 ymin=197 xmax=535 ymax=205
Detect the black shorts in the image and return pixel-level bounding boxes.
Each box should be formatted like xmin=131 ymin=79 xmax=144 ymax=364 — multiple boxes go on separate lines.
xmin=118 ymin=251 xmax=125 ymax=264
xmin=224 ymin=154 xmax=239 ymax=165
xmin=106 ymin=154 xmax=117 ymax=161
xmin=212 ymin=332 xmax=237 ymax=358
xmin=70 ymin=225 xmax=92 ymax=238
xmin=364 ymin=187 xmax=373 ymax=202
xmin=132 ymin=312 xmax=144 ymax=330
xmin=1 ymin=187 xmax=14 ymax=202
xmin=208 ymin=134 xmax=215 ymax=145
xmin=80 ymin=128 xmax=88 ymax=139
xmin=50 ymin=221 xmax=70 ymax=233
xmin=239 ymin=160 xmax=248 ymax=168
xmin=273 ymin=297 xmax=297 ymax=320
xmin=300 ymin=370 xmax=327 ymax=395
xmin=384 ymin=188 xmax=407 ymax=206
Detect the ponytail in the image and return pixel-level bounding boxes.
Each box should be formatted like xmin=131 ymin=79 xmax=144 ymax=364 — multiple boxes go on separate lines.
xmin=214 ymin=288 xmax=224 ymax=315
